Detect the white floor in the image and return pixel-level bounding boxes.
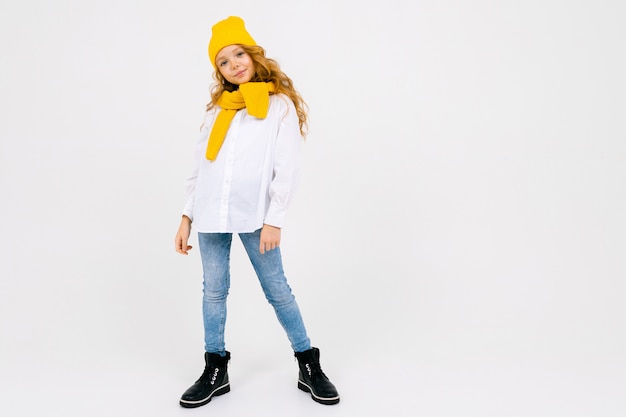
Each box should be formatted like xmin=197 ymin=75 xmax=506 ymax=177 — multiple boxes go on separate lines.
xmin=2 ymin=325 xmax=625 ymax=417
xmin=1 ymin=218 xmax=625 ymax=417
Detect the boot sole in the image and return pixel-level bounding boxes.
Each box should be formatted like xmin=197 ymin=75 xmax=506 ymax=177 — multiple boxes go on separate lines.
xmin=179 ymin=382 xmax=230 ymax=408
xmin=298 ymin=380 xmax=340 ymax=405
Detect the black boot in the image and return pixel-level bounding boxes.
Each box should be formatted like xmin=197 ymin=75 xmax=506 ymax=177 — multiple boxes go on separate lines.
xmin=179 ymin=351 xmax=231 ymax=408
xmin=294 ymin=347 xmax=340 ymax=405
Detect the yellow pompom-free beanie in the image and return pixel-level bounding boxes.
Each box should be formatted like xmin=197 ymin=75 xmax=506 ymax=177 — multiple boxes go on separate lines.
xmin=208 ymin=16 xmax=257 ymax=68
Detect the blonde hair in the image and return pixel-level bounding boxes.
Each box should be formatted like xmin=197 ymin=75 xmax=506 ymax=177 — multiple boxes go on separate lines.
xmin=207 ymin=45 xmax=308 ymax=137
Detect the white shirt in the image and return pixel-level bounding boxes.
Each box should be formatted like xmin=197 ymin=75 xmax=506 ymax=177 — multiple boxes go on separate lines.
xmin=183 ymin=94 xmax=302 ymax=233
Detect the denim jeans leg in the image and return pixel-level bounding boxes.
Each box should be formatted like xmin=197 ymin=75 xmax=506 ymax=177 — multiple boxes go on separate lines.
xmin=239 ymin=229 xmax=311 ymax=352
xmin=198 ymin=232 xmax=233 ymax=356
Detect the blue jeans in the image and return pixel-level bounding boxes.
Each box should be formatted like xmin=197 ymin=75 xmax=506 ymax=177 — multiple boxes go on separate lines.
xmin=198 ymin=228 xmax=311 ymax=355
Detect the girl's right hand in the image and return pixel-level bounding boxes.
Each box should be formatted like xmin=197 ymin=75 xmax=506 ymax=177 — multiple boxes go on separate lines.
xmin=175 ymin=215 xmax=193 ymax=255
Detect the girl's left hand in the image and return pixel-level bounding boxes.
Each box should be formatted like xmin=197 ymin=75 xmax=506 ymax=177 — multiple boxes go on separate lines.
xmin=260 ymin=224 xmax=281 ymax=254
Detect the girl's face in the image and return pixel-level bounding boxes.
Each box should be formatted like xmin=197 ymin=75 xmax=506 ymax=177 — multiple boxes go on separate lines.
xmin=216 ymin=45 xmax=255 ymax=85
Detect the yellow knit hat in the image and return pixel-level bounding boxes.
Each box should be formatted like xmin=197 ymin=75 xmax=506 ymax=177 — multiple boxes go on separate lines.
xmin=208 ymin=16 xmax=257 ymax=68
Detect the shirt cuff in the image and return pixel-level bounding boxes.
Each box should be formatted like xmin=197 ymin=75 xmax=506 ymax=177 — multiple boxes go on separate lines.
xmin=264 ymin=204 xmax=287 ymax=229
xmin=182 ymin=205 xmax=194 ymax=223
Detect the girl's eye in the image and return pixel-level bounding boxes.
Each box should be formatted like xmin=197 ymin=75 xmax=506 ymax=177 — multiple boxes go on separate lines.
xmin=219 ymin=60 xmax=227 ymax=67
xmin=236 ymin=51 xmax=244 ymax=57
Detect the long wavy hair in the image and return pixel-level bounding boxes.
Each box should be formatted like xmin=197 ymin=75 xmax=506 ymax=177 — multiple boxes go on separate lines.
xmin=207 ymin=44 xmax=308 ymax=137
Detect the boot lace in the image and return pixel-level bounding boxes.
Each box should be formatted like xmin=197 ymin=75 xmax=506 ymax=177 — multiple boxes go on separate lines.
xmin=198 ymin=365 xmax=221 ymax=386
xmin=305 ymin=362 xmax=327 ymax=380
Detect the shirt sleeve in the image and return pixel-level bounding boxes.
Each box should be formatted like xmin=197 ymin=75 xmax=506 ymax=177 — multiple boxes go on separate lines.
xmin=182 ymin=110 xmax=215 ymax=222
xmin=264 ymin=98 xmax=303 ymax=228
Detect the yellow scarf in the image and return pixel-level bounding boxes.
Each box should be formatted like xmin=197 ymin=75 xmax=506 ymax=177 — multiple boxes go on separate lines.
xmin=206 ymin=82 xmax=276 ymax=160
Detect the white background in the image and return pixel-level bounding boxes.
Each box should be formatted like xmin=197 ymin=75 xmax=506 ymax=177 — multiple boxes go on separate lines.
xmin=1 ymin=1 xmax=625 ymax=416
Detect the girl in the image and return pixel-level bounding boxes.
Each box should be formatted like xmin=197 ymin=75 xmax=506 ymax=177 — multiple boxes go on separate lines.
xmin=174 ymin=16 xmax=339 ymax=407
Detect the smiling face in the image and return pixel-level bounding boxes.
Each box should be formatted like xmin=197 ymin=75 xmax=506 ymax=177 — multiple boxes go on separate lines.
xmin=215 ymin=45 xmax=256 ymax=85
